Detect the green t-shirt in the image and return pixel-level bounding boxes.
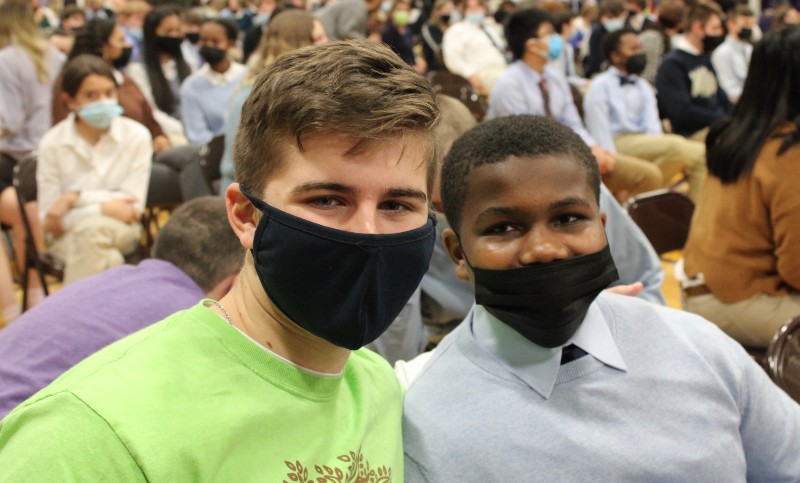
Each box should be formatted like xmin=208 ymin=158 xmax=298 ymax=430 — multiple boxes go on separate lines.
xmin=0 ymin=302 xmax=404 ymax=482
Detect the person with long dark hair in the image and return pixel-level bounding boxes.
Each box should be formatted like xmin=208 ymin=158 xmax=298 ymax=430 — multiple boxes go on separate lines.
xmin=683 ymin=26 xmax=800 ymax=349
xmin=127 ymin=5 xmax=192 ymax=143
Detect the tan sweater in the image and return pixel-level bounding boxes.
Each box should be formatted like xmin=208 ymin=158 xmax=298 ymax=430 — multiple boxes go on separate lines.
xmin=684 ymin=127 xmax=800 ymax=303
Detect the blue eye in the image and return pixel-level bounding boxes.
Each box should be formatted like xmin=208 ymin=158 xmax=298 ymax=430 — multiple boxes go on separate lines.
xmin=380 ymin=201 xmax=410 ymax=212
xmin=308 ymin=197 xmax=341 ymax=208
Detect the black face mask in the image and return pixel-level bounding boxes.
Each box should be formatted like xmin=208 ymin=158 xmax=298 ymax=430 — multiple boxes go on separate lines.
xmin=241 ymin=187 xmax=437 ymax=350
xmin=199 ymin=45 xmax=226 ymax=65
xmin=155 ymin=35 xmax=183 ymax=55
xmin=625 ymin=53 xmax=647 ymax=75
xmin=738 ymin=28 xmax=753 ymax=40
xmin=185 ymin=31 xmax=200 ymax=44
xmin=469 ymin=244 xmax=619 ymax=348
xmin=440 ymin=14 xmax=451 ymax=24
xmin=702 ymin=34 xmax=725 ymax=52
xmin=112 ymin=46 xmax=133 ymax=69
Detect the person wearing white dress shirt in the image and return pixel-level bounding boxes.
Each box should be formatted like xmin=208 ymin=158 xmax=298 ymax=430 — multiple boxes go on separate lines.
xmin=38 ymin=55 xmax=151 ymax=284
xmin=711 ymin=5 xmax=755 ymax=104
xmin=441 ymin=0 xmax=507 ymax=96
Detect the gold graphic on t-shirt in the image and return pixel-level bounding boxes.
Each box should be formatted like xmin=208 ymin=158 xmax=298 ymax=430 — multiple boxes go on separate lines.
xmin=688 ymin=66 xmax=719 ymax=98
xmin=283 ymin=449 xmax=392 ymax=483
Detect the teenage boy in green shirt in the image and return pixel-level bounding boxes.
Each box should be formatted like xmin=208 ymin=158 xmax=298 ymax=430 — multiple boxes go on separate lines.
xmin=0 ymin=40 xmax=440 ymax=481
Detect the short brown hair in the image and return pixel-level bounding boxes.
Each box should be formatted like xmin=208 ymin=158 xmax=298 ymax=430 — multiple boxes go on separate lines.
xmin=234 ymin=40 xmax=440 ymax=194
xmin=153 ymin=197 xmax=244 ymax=292
xmin=685 ymin=2 xmax=722 ymax=29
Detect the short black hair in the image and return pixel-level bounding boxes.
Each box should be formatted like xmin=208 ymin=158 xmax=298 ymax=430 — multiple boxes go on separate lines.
xmin=505 ymin=8 xmax=553 ymax=61
xmin=602 ymin=27 xmax=637 ymax=62
xmin=551 ymin=10 xmax=575 ymax=34
xmin=441 ymin=115 xmax=600 ymax=234
xmin=201 ymin=17 xmax=239 ymax=41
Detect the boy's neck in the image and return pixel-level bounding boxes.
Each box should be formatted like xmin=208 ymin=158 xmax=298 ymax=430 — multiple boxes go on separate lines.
xmin=522 ymin=52 xmax=546 ymax=73
xmin=218 ymin=262 xmax=351 ymax=374
xmin=74 ymin=118 xmax=107 ymax=145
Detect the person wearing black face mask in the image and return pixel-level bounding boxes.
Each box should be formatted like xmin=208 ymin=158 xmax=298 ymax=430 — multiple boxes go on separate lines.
xmin=583 ymin=28 xmax=707 ymax=201
xmin=655 ymin=2 xmax=731 ymax=140
xmin=0 ymin=40 xmax=441 ymax=481
xmin=420 ymin=0 xmax=454 ymax=72
xmin=401 ymin=114 xmax=800 ymax=482
xmin=178 ymin=18 xmax=247 ymax=145
xmin=711 ymin=5 xmax=756 ymax=103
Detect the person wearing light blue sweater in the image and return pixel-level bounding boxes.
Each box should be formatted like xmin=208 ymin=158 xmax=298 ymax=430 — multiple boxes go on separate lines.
xmin=402 ymin=115 xmax=800 ymax=481
xmin=179 ymin=18 xmax=246 ymax=145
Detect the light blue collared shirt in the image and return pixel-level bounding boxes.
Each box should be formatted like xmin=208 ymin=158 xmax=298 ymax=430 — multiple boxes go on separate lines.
xmin=487 ymin=60 xmax=596 ymax=147
xmin=471 ymin=303 xmax=627 ymax=399
xmin=583 ymin=66 xmax=662 ymax=152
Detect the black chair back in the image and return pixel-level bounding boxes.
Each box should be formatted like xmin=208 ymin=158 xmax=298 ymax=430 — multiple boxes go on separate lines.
xmin=624 ymin=189 xmax=695 ymax=255
xmin=427 ymin=71 xmax=488 ymax=122
xmin=198 ymin=135 xmax=225 ymax=193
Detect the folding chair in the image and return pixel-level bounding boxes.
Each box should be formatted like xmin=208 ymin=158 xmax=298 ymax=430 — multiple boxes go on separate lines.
xmin=427 ymin=71 xmax=488 ymax=122
xmin=623 ymin=189 xmax=695 ymax=256
xmin=12 ymin=155 xmax=63 ymax=308
xmin=766 ymin=315 xmax=800 ymax=403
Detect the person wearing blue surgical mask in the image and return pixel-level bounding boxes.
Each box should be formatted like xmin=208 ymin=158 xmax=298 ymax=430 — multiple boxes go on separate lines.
xmin=37 ymin=54 xmax=152 ymax=284
xmin=488 ymin=8 xmax=662 ymax=203
xmin=585 ymin=0 xmax=629 ymax=76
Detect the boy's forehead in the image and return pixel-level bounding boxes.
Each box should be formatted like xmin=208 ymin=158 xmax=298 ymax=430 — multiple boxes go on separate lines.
xmin=461 ymin=154 xmax=598 ymax=211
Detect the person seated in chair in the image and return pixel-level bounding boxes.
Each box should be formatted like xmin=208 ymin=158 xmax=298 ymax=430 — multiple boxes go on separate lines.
xmin=38 ymin=55 xmax=152 ymax=284
xmin=402 ymin=115 xmax=800 ymax=481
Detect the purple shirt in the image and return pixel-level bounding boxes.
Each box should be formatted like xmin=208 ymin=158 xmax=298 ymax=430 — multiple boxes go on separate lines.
xmin=0 ymin=259 xmax=205 ymax=419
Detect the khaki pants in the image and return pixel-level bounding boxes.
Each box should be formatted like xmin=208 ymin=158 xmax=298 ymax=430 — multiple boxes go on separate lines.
xmin=683 ymin=291 xmax=800 ymax=348
xmin=48 ymin=214 xmax=141 ymax=285
xmin=614 ymin=133 xmax=707 ymax=201
xmin=601 ymin=153 xmax=663 ymax=203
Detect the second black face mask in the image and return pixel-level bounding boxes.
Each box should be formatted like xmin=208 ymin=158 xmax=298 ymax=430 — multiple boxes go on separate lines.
xmin=469 ymin=245 xmax=619 ymax=348
xmin=626 ymin=53 xmax=647 ymax=75
xmin=112 ymin=46 xmax=133 ymax=70
xmin=155 ymin=35 xmax=183 ymax=55
xmin=199 ymin=45 xmax=226 ymax=65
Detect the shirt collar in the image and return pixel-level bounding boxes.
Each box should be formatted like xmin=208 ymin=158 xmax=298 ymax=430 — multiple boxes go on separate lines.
xmin=472 ymin=301 xmax=627 ymax=399
xmin=197 ymin=62 xmax=245 ymax=86
xmin=674 ymin=35 xmax=701 ymax=56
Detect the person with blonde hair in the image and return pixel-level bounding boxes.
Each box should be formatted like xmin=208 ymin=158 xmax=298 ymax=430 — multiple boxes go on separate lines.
xmin=0 ymin=0 xmax=64 ymax=317
xmin=0 ymin=0 xmax=66 ymax=163
xmin=219 ymin=10 xmax=327 ymax=192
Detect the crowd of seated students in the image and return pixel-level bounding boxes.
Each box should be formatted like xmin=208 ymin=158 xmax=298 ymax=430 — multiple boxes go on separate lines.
xmin=0 ymin=0 xmax=799 ymax=477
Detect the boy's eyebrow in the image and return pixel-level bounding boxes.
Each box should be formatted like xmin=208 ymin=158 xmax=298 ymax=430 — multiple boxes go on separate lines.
xmin=384 ymin=188 xmax=428 ymax=203
xmin=290 ymin=182 xmax=428 ymax=202
xmin=475 ymin=206 xmax=525 ymax=223
xmin=475 ymin=197 xmax=593 ymax=222
xmin=549 ymin=197 xmax=592 ymax=210
xmin=290 ymin=182 xmax=354 ymax=195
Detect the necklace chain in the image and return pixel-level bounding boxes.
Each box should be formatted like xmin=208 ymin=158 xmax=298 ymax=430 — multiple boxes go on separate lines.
xmin=205 ymin=299 xmax=233 ymax=325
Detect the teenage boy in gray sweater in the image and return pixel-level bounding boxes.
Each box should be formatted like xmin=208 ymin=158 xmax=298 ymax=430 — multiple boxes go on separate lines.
xmin=402 ymin=115 xmax=800 ymax=481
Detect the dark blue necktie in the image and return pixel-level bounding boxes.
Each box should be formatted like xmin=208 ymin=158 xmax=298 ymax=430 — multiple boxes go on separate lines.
xmin=561 ymin=344 xmax=588 ymax=365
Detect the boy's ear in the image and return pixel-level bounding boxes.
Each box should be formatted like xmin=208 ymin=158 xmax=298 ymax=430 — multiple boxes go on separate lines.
xmin=226 ymin=182 xmax=259 ymax=250
xmin=442 ymin=227 xmax=471 ymax=282
xmin=600 ymin=211 xmax=607 ymax=230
